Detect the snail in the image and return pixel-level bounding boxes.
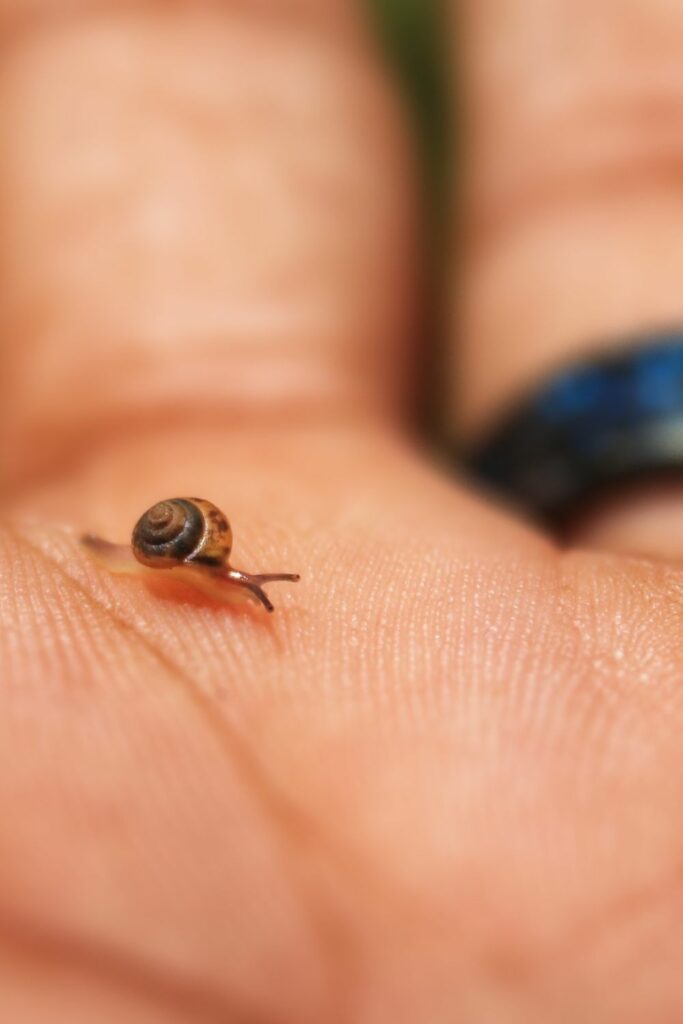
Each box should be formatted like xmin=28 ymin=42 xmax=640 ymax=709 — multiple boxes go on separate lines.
xmin=81 ymin=498 xmax=299 ymax=612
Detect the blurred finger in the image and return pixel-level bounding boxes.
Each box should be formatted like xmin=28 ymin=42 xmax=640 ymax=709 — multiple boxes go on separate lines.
xmin=0 ymin=1 xmax=416 ymax=489
xmin=451 ymin=0 xmax=683 ymax=554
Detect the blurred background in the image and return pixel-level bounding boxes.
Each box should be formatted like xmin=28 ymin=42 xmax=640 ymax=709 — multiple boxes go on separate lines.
xmin=369 ymin=0 xmax=452 ymax=437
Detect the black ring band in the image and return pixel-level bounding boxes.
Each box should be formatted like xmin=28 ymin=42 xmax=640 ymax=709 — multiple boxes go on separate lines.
xmin=467 ymin=331 xmax=683 ymax=528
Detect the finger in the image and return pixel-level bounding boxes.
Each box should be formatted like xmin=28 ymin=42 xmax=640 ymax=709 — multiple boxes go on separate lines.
xmin=0 ymin=1 xmax=416 ymax=490
xmin=452 ymin=0 xmax=683 ymax=555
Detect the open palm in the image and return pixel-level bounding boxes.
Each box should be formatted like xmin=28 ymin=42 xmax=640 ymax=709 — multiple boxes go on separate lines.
xmin=3 ymin=4 xmax=683 ymax=1022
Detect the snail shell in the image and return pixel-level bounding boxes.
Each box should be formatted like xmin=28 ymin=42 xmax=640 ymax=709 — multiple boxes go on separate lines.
xmin=132 ymin=498 xmax=233 ymax=570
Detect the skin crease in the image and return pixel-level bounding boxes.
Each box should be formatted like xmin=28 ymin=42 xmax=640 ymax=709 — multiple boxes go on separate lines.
xmin=1 ymin=2 xmax=683 ymax=1022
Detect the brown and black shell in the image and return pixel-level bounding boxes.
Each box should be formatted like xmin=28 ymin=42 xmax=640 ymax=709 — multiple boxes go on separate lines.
xmin=132 ymin=498 xmax=233 ymax=569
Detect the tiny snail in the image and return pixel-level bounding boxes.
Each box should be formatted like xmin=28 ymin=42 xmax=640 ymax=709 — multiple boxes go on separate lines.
xmin=81 ymin=497 xmax=299 ymax=612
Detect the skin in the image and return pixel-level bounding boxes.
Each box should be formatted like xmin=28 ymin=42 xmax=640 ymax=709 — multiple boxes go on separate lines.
xmin=1 ymin=1 xmax=683 ymax=1021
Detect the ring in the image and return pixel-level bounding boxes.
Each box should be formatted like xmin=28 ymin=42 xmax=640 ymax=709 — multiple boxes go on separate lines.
xmin=467 ymin=330 xmax=683 ymax=528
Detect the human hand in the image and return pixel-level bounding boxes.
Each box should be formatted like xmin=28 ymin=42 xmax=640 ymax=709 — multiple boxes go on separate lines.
xmin=2 ymin=3 xmax=683 ymax=1021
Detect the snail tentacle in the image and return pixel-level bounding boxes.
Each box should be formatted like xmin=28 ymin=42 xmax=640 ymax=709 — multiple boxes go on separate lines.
xmin=248 ymin=572 xmax=301 ymax=584
xmin=224 ymin=569 xmax=276 ymax=613
xmin=223 ymin=568 xmax=300 ymax=613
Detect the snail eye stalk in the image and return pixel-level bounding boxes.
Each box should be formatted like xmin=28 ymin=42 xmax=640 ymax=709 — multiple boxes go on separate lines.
xmin=224 ymin=569 xmax=302 ymax=613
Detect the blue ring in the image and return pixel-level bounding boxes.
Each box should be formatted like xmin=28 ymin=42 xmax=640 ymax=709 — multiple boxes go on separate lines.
xmin=467 ymin=331 xmax=683 ymax=527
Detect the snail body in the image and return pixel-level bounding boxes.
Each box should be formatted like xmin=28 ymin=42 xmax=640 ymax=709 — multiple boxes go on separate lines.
xmin=83 ymin=497 xmax=299 ymax=613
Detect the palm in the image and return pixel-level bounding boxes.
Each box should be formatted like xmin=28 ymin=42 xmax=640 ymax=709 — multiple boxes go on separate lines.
xmin=4 ymin=423 xmax=680 ymax=1021
xmin=2 ymin=3 xmax=683 ymax=1022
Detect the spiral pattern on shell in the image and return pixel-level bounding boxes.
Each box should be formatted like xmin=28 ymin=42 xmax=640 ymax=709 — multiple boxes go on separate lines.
xmin=132 ymin=498 xmax=206 ymax=567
